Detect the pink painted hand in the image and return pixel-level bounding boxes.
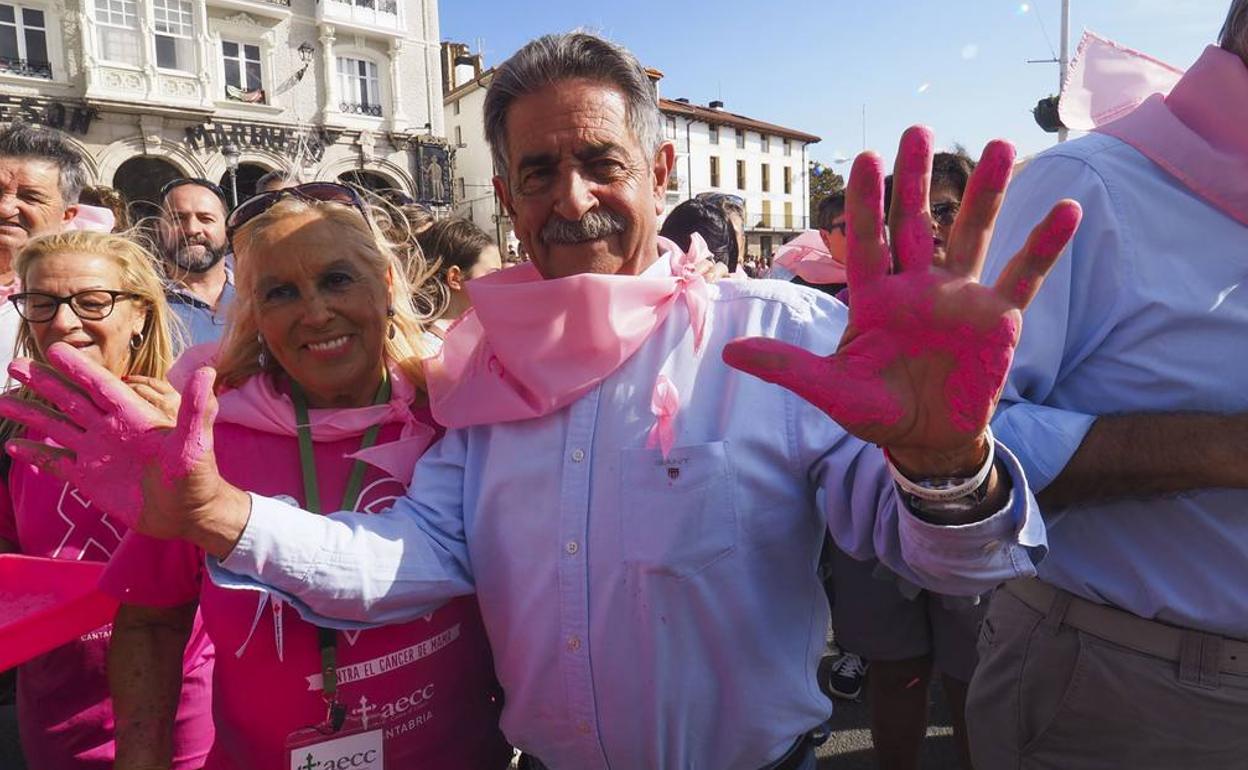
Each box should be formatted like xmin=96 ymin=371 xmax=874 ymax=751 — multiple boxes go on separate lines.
xmin=723 ymin=127 xmax=1082 ymax=477
xmin=0 ymin=343 xmax=246 ymax=551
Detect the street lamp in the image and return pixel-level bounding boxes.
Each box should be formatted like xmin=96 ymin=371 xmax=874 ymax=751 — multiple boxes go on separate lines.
xmin=296 ymin=42 xmax=315 ymax=81
xmin=222 ymin=142 xmax=241 ymax=208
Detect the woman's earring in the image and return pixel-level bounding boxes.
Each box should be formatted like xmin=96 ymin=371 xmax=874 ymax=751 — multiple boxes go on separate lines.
xmin=256 ymin=333 xmax=268 ymax=368
xmin=387 ymin=306 xmax=396 ymax=340
xmin=129 ymin=332 xmax=144 ymax=351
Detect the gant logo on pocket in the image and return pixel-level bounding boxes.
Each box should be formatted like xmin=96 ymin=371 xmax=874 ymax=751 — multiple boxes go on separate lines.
xmin=667 ymin=467 xmax=681 ymax=480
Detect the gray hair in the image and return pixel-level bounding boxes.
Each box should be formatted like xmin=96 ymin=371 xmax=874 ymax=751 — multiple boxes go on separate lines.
xmin=0 ymin=122 xmax=87 ymax=205
xmin=483 ymin=32 xmax=662 ymax=181
xmin=1222 ymin=0 xmax=1248 ymax=57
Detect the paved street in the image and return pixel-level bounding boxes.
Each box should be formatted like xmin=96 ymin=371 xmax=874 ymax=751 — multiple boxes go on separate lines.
xmin=815 ymin=656 xmax=961 ymax=769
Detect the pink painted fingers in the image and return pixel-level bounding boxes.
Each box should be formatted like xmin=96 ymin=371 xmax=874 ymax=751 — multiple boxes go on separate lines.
xmin=724 ymin=128 xmax=1081 ymax=475
xmin=0 ymin=343 xmax=221 ymax=540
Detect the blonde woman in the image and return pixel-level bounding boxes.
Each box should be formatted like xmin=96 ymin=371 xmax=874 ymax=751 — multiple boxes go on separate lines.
xmin=102 ymin=184 xmax=511 ymax=769
xmin=0 ymin=231 xmax=214 ymax=770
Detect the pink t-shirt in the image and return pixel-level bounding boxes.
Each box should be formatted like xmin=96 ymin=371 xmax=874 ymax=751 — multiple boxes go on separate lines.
xmin=0 ymin=440 xmax=215 ymax=770
xmin=102 ymin=405 xmax=511 ymax=770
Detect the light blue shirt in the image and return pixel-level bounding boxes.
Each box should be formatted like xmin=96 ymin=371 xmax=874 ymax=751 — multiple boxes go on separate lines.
xmin=983 ymin=133 xmax=1248 ymax=638
xmin=212 ymin=254 xmax=1044 ymax=769
xmin=166 ymin=266 xmax=235 ymax=349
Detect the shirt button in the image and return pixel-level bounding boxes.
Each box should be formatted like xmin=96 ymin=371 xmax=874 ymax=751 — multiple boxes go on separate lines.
xmin=571 ymin=448 xmax=586 ymax=463
xmin=567 ymin=636 xmax=582 ymax=652
xmin=565 ymin=541 xmax=579 ymax=555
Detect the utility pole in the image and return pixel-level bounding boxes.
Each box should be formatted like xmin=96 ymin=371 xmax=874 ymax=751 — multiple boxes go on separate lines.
xmin=1058 ymin=0 xmax=1071 ymax=142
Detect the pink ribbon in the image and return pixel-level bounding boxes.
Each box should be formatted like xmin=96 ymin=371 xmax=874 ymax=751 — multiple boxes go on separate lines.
xmin=772 ymin=230 xmax=848 ymax=285
xmin=426 ymin=237 xmax=712 ymax=429
xmin=645 ymin=374 xmax=680 ymax=460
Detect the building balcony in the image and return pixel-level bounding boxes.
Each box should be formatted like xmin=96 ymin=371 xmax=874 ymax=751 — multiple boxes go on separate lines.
xmin=317 ymin=0 xmax=404 ymax=37
xmin=207 ymin=0 xmax=292 ymax=19
xmin=340 ymin=101 xmax=383 ymax=117
xmin=0 ymin=57 xmax=52 ymax=79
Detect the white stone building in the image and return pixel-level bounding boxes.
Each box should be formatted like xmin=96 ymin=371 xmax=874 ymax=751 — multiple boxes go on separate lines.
xmin=0 ymin=0 xmax=449 ymax=213
xmin=441 ymin=43 xmax=511 ymax=248
xmin=660 ymin=96 xmax=819 ymax=259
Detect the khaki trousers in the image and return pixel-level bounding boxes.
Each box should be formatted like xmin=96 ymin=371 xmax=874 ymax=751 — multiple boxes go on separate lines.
xmin=966 ymin=583 xmax=1248 ymax=770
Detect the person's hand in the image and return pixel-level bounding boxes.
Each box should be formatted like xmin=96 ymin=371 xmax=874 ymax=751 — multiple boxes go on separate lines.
xmin=123 ymin=375 xmax=180 ymax=427
xmin=723 ymin=126 xmax=1081 ymax=477
xmin=0 ymin=343 xmax=248 ymax=553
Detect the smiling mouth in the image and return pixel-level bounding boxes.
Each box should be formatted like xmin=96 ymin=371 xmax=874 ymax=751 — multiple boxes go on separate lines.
xmin=306 ymin=335 xmax=351 ymax=353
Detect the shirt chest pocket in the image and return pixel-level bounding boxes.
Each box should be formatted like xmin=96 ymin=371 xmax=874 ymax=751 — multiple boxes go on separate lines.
xmin=618 ymin=441 xmax=737 ymax=578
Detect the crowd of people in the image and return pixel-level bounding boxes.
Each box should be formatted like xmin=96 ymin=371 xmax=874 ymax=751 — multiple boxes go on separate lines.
xmin=0 ymin=3 xmax=1245 ymax=769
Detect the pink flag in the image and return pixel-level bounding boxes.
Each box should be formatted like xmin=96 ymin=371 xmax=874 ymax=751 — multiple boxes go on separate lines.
xmin=1059 ymin=30 xmax=1184 ymax=131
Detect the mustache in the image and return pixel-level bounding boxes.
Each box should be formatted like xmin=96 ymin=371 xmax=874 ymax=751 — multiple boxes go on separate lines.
xmin=0 ymin=217 xmax=29 ymax=233
xmin=540 ymin=210 xmax=627 ymax=244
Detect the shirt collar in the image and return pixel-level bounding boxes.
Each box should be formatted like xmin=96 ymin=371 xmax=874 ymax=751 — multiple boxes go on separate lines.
xmin=1097 ymin=46 xmax=1248 ymax=227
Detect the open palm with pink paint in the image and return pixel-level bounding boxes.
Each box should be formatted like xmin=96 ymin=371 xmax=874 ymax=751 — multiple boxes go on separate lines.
xmin=724 ymin=127 xmax=1081 ymax=476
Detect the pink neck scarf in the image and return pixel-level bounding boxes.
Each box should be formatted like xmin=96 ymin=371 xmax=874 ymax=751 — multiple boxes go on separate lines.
xmin=1097 ymin=45 xmax=1248 ymax=228
xmin=424 ymin=235 xmax=712 ymax=434
xmin=169 ymin=345 xmax=435 ymax=482
xmin=772 ymin=229 xmax=847 ymax=285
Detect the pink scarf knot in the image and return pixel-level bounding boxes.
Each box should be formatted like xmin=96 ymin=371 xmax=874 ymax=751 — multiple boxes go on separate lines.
xmin=426 ymin=237 xmax=713 ymax=429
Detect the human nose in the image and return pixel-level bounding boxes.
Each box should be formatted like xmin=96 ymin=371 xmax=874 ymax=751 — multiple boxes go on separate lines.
xmin=299 ymin=291 xmax=336 ymax=327
xmin=550 ymin=167 xmax=598 ymax=223
xmin=45 ymin=300 xmax=82 ymax=334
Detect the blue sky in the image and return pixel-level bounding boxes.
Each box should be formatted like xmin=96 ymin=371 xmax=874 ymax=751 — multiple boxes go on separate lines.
xmin=439 ymin=0 xmax=1227 ymax=170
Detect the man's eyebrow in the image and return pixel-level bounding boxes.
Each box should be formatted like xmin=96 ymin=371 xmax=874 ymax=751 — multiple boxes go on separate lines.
xmin=574 ymin=143 xmax=625 ymax=162
xmin=516 ymin=152 xmax=558 ymax=172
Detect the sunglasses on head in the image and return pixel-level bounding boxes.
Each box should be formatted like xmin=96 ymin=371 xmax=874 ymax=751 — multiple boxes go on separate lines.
xmin=159 ymin=178 xmax=229 ymax=208
xmin=225 ymin=182 xmax=369 ymax=245
xmin=696 ymin=192 xmax=746 ymax=211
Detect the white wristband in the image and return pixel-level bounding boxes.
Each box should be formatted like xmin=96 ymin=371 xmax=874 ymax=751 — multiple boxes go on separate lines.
xmin=885 ymin=430 xmax=996 ymax=502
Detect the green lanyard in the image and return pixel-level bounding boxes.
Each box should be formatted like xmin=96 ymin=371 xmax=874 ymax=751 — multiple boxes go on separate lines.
xmin=291 ymin=373 xmax=391 ymax=732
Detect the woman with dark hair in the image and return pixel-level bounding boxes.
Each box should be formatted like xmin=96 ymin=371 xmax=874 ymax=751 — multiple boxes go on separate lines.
xmin=659 ymin=198 xmax=739 ymax=272
xmin=416 ymin=218 xmax=501 ymax=347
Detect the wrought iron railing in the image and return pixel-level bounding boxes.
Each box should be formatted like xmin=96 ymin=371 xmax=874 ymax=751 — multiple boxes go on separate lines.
xmin=340 ymin=101 xmax=382 ymax=116
xmin=0 ymin=57 xmax=52 ymax=79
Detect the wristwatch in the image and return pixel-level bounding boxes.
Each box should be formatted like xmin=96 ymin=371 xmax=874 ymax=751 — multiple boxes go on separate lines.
xmin=886 ymin=430 xmax=996 ymax=516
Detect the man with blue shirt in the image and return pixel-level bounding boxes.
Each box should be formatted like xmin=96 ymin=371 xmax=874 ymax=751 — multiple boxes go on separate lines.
xmin=157 ymin=178 xmax=235 ymax=346
xmin=967 ymin=4 xmax=1248 ymax=768
xmin=0 ymin=33 xmax=1079 ymax=770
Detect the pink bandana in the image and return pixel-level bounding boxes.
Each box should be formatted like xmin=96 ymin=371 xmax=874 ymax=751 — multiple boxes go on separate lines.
xmin=64 ymin=204 xmax=116 ymax=234
xmin=424 ymin=235 xmax=712 ymax=433
xmin=1097 ymin=45 xmax=1248 ymax=228
xmin=1058 ymin=30 xmax=1184 ymax=131
xmin=169 ymin=345 xmax=435 ymax=481
xmin=772 ymin=229 xmax=847 ymax=285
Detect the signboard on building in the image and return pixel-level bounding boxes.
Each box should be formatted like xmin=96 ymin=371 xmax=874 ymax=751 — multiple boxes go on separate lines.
xmin=415 ymin=142 xmax=452 ymax=205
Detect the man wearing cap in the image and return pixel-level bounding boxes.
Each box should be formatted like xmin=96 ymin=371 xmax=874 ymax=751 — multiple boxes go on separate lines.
xmin=967 ymin=4 xmax=1248 ymax=768
xmin=1 ymin=32 xmax=1080 ymax=770
xmin=156 ymin=178 xmax=235 ymax=346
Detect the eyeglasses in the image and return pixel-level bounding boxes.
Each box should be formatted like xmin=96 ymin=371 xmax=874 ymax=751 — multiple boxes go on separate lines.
xmin=930 ymin=201 xmax=961 ymax=226
xmin=225 ymin=182 xmax=369 ymax=246
xmin=10 ymin=290 xmax=139 ymax=323
xmin=159 ymin=178 xmax=229 ymax=208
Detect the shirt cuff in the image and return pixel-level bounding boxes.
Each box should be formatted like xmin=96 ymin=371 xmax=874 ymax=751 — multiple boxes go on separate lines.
xmin=992 ymin=402 xmax=1096 ymax=491
xmin=896 ymin=441 xmax=1047 ymax=596
xmin=217 ymin=492 xmax=314 ymax=583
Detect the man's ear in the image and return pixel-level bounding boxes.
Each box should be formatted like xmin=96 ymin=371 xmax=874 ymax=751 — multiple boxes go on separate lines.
xmin=61 ymin=204 xmax=79 ymax=226
xmin=493 ymin=176 xmax=517 ymax=219
xmin=446 ymin=265 xmax=464 ymax=292
xmin=651 ymin=142 xmax=676 ymax=215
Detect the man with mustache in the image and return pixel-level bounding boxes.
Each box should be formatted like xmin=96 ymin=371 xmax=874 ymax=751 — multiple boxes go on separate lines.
xmin=157 ymin=178 xmax=234 ymax=346
xmin=1 ymin=32 xmax=1080 ymax=770
xmin=0 ymin=123 xmax=86 ymax=369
